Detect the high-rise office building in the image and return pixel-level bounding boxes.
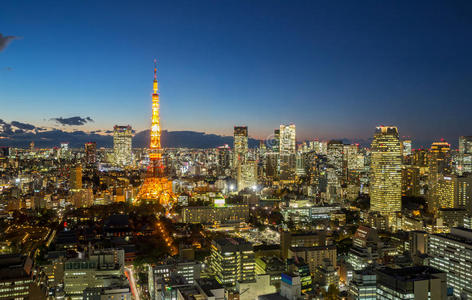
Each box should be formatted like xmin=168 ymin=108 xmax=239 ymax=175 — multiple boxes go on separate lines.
xmin=59 ymin=142 xmax=71 ymax=159
xmin=295 ymin=153 xmax=306 ymax=176
xmin=84 ymin=142 xmax=97 ymax=169
xmin=233 ymin=126 xmax=248 ymax=169
xmin=459 ymin=136 xmax=472 ymax=154
xmin=430 ymin=175 xmax=455 ymax=212
xmin=454 ymin=174 xmax=472 ymax=214
xmin=313 ymin=140 xmax=328 ymax=155
xmin=279 ymin=124 xmax=296 ymax=180
xmin=428 ymin=141 xmax=452 ymax=214
xmin=370 ymin=126 xmax=402 ymax=220
xmin=401 ymin=166 xmax=420 ymax=197
xmin=237 ymin=160 xmax=257 ymax=191
xmin=401 ymin=139 xmax=412 ymax=156
xmin=70 ymin=165 xmax=82 ymax=190
xmin=327 ymin=140 xmax=344 ymax=178
xmin=279 ymin=124 xmax=296 ymax=155
xmin=344 ymin=143 xmax=359 ymax=172
xmin=210 ymin=238 xmax=255 ymax=286
xmin=428 ymin=227 xmax=472 ymax=298
xmin=455 ymin=152 xmax=472 ymax=175
xmin=113 ymin=125 xmax=133 ymax=166
xmin=273 ymin=129 xmax=280 ymax=152
xmin=265 ymin=152 xmax=279 ymax=178
xmin=455 ymin=136 xmax=472 ymax=176
xmin=429 ymin=141 xmax=451 ymax=182
xmin=217 ymin=145 xmax=231 ymax=176
xmin=412 ymin=148 xmax=428 ymax=168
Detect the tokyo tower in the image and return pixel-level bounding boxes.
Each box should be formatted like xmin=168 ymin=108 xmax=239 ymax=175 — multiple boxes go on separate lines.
xmin=135 ymin=60 xmax=177 ymax=205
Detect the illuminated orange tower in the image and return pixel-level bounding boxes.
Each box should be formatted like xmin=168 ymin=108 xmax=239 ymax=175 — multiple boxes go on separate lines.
xmin=135 ymin=60 xmax=176 ymax=205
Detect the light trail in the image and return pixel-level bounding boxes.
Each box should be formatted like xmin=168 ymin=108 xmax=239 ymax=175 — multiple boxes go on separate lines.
xmin=125 ymin=266 xmax=140 ymax=300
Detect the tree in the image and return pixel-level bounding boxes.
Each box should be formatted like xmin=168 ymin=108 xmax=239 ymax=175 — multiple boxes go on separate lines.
xmin=322 ymin=284 xmax=340 ymax=300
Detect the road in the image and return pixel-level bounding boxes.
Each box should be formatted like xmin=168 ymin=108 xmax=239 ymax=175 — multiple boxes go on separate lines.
xmin=125 ymin=266 xmax=141 ymax=300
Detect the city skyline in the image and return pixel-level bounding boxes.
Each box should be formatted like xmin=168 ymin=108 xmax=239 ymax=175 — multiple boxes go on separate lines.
xmin=2 ymin=1 xmax=472 ymax=144
xmin=3 ymin=2 xmax=472 ymax=299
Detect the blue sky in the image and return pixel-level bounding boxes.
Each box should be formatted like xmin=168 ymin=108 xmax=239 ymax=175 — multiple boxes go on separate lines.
xmin=1 ymin=0 xmax=472 ymax=144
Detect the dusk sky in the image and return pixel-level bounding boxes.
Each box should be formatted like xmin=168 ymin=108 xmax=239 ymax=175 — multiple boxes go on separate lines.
xmin=1 ymin=0 xmax=472 ymax=145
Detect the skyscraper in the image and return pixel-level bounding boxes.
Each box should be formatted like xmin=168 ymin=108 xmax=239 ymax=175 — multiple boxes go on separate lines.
xmin=237 ymin=160 xmax=257 ymax=191
xmin=217 ymin=145 xmax=231 ymax=176
xmin=457 ymin=136 xmax=472 ymax=175
xmin=459 ymin=136 xmax=472 ymax=154
xmin=84 ymin=142 xmax=97 ymax=169
xmin=429 ymin=141 xmax=451 ymax=183
xmin=370 ymin=126 xmax=402 ymax=221
xmin=454 ymin=174 xmax=472 ymax=214
xmin=428 ymin=141 xmax=452 ymax=213
xmin=279 ymin=124 xmax=296 ymax=180
xmin=70 ymin=165 xmax=83 ymax=190
xmin=327 ymin=140 xmax=344 ymax=178
xmin=59 ymin=142 xmax=71 ymax=159
xmin=113 ymin=125 xmax=133 ymax=166
xmin=279 ymin=124 xmax=296 ymax=155
xmin=401 ymin=139 xmax=412 ymax=156
xmin=233 ymin=126 xmax=248 ymax=169
xmin=273 ymin=129 xmax=280 ymax=152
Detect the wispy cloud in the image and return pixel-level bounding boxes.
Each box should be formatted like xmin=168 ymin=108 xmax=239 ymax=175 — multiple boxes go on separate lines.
xmin=11 ymin=121 xmax=36 ymax=131
xmin=51 ymin=116 xmax=94 ymax=126
xmin=0 ymin=33 xmax=20 ymax=52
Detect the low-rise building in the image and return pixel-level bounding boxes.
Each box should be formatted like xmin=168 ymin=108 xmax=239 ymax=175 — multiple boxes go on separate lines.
xmin=182 ymin=204 xmax=249 ymax=224
xmin=288 ymin=245 xmax=336 ymax=274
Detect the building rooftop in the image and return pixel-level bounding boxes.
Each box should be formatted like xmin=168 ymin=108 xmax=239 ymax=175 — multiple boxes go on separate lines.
xmin=213 ymin=237 xmax=253 ymax=252
xmin=258 ymin=293 xmax=289 ymax=300
xmin=289 ymin=245 xmax=335 ymax=251
xmin=196 ymin=278 xmax=223 ymax=297
xmin=376 ymin=266 xmax=444 ymax=282
xmin=433 ymin=227 xmax=472 ymax=246
xmin=0 ymin=254 xmax=32 ymax=281
xmin=254 ymin=244 xmax=280 ymax=252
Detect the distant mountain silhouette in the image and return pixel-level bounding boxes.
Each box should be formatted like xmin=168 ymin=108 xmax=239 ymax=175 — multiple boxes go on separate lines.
xmin=0 ymin=120 xmax=261 ymax=149
xmin=135 ymin=130 xmax=260 ymax=148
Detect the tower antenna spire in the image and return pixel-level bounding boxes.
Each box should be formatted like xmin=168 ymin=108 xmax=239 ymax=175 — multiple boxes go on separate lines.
xmin=154 ymin=58 xmax=157 ymax=80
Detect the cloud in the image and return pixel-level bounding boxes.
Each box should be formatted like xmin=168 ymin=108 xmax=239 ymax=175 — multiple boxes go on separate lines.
xmin=51 ymin=116 xmax=94 ymax=126
xmin=11 ymin=121 xmax=36 ymax=131
xmin=0 ymin=34 xmax=20 ymax=52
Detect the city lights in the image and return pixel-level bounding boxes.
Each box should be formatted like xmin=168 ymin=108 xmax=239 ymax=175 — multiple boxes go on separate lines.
xmin=1 ymin=2 xmax=470 ymax=299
